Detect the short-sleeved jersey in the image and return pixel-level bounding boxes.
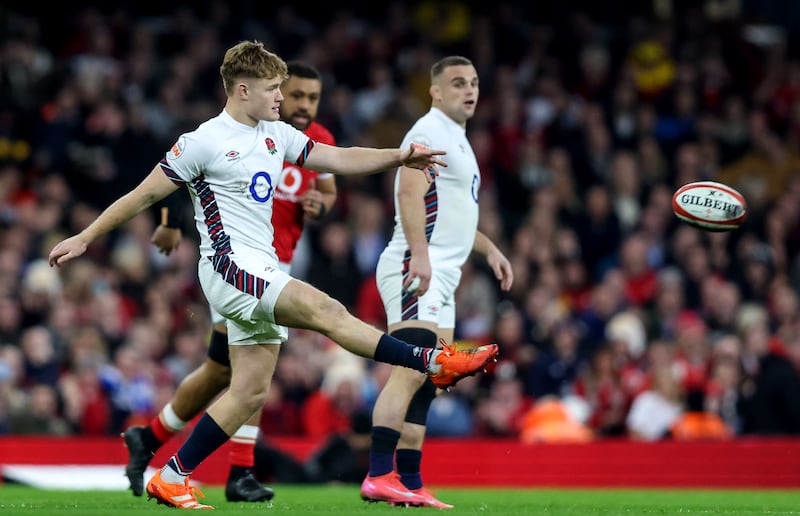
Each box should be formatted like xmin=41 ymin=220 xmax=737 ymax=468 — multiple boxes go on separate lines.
xmin=160 ymin=110 xmax=314 ymax=277
xmin=272 ymin=121 xmax=335 ymax=263
xmin=381 ymin=107 xmax=480 ymax=272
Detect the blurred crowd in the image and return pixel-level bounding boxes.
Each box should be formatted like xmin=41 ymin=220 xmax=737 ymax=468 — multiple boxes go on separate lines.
xmin=1 ymin=1 xmax=800 ymax=445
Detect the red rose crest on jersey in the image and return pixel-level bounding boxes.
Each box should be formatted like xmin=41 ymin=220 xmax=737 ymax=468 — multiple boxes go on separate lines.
xmin=425 ymin=305 xmax=439 ymax=317
xmin=264 ymin=138 xmax=277 ymax=155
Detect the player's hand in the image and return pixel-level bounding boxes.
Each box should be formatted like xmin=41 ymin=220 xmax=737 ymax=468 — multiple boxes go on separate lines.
xmin=151 ymin=225 xmax=182 ymax=255
xmin=300 ymin=181 xmax=326 ymax=220
xmin=487 ymin=249 xmax=513 ymax=291
xmin=401 ymin=143 xmax=446 ymax=183
xmin=405 ymin=253 xmax=432 ymax=297
xmin=48 ymin=235 xmax=89 ymax=268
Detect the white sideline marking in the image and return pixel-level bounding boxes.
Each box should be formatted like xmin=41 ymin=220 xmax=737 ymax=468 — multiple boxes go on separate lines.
xmin=2 ymin=464 xmax=168 ymax=490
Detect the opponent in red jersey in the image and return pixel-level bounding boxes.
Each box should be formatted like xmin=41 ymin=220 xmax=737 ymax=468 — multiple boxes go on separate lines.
xmin=273 ymin=118 xmax=336 ymax=265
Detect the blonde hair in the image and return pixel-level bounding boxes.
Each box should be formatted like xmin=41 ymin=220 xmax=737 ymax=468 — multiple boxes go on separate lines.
xmin=219 ymin=40 xmax=287 ymax=95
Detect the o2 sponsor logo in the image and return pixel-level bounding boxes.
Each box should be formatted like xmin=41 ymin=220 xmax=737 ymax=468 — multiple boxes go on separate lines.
xmin=471 ymin=174 xmax=480 ymax=203
xmin=249 ymin=171 xmax=274 ymax=202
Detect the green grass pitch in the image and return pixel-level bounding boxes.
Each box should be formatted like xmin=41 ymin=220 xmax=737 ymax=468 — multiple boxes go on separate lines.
xmin=1 ymin=484 xmax=799 ymax=515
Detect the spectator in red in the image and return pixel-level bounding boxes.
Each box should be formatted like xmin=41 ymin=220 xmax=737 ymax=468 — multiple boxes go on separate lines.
xmin=474 ymin=364 xmax=533 ymax=437
xmin=301 ymin=358 xmax=367 ymax=438
xmin=672 ymin=310 xmax=712 ymax=392
xmin=618 ymin=232 xmax=658 ymax=307
xmin=258 ymin=381 xmax=303 ymax=437
xmin=574 ymin=345 xmax=631 ymax=437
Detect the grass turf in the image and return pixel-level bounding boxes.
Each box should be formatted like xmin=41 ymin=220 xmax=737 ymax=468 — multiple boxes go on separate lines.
xmin=1 ymin=484 xmax=799 ymax=515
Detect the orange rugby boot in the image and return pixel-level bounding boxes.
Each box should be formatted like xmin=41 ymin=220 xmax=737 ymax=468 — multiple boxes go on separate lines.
xmin=426 ymin=339 xmax=498 ymax=389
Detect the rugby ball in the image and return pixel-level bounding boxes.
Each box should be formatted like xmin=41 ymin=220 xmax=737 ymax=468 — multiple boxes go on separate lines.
xmin=671 ymin=181 xmax=747 ymax=231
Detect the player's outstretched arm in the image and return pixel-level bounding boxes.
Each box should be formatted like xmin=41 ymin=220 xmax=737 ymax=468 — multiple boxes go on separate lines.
xmin=304 ymin=143 xmax=446 ymax=183
xmin=49 ymin=165 xmax=179 ymax=267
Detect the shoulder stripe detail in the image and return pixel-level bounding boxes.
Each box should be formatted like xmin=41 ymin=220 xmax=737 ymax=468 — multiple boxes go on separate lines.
xmin=159 ymin=160 xmax=185 ymax=185
xmin=295 ymin=139 xmax=316 ymax=167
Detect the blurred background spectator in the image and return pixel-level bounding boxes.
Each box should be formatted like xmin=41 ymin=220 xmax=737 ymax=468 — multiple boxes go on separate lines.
xmin=0 ymin=0 xmax=799 ymax=444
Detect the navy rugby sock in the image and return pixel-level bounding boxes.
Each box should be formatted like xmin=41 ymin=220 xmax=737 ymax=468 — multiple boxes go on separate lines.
xmin=368 ymin=426 xmax=400 ymax=477
xmin=396 ymin=449 xmax=423 ymax=490
xmin=373 ymin=334 xmax=432 ymax=372
xmin=169 ymin=413 xmax=230 ymax=475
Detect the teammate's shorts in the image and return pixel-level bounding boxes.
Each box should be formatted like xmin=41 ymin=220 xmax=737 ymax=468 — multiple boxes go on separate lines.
xmin=199 ymin=257 xmax=292 ymax=345
xmin=375 ymin=253 xmax=456 ymax=328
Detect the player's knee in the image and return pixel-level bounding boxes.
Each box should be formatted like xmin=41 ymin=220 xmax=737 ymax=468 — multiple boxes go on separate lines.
xmin=229 ymin=378 xmax=270 ymax=412
xmin=314 ymin=294 xmax=350 ymax=328
xmin=391 ymin=327 xmax=438 ymax=349
xmin=405 ymin=377 xmax=437 ymax=425
xmin=389 ymin=327 xmax=438 ymax=425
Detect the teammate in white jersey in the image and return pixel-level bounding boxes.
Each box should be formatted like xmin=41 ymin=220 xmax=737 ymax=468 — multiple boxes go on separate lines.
xmin=48 ymin=41 xmax=499 ymax=510
xmin=121 ymin=62 xmax=337 ymax=504
xmin=361 ymin=56 xmax=514 ymax=509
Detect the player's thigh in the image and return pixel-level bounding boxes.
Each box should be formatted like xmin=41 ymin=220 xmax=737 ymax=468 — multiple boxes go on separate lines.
xmin=273 ymin=277 xmax=349 ymax=331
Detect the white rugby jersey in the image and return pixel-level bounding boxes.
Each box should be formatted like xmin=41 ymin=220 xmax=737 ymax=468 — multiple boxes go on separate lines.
xmin=160 ymin=110 xmax=313 ymax=294
xmin=383 ymin=107 xmax=480 ymax=270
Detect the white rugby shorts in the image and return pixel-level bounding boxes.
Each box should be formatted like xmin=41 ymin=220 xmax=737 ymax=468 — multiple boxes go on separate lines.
xmin=199 ymin=258 xmax=292 ymax=345
xmin=375 ymin=253 xmax=456 ymax=328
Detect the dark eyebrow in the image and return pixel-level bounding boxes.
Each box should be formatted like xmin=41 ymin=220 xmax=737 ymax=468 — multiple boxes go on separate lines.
xmin=449 ymin=76 xmax=477 ymax=84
